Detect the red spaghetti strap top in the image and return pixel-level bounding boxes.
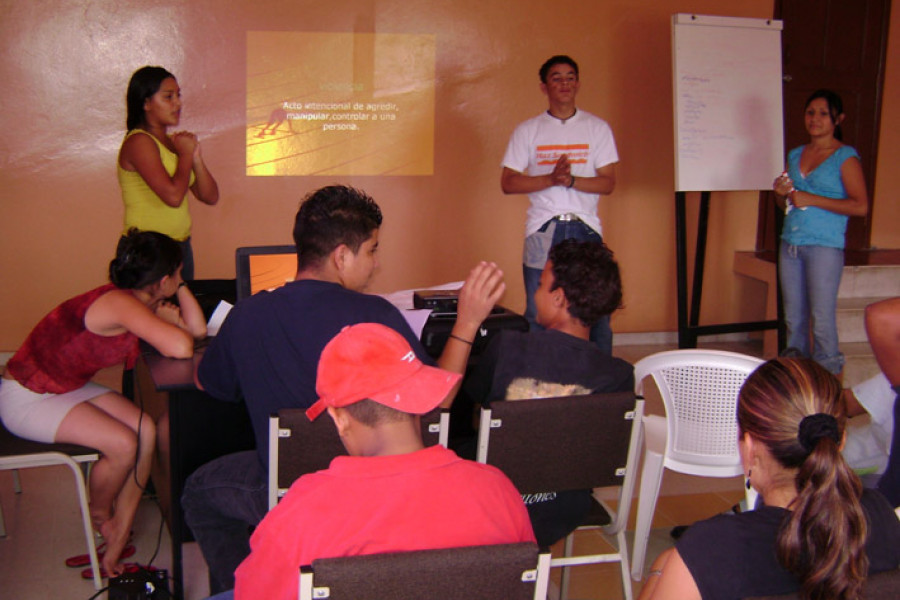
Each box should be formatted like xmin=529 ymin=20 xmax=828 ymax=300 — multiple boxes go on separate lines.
xmin=6 ymin=284 xmax=140 ymax=394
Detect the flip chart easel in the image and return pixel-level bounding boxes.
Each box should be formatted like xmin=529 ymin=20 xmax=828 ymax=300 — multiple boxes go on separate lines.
xmin=671 ymin=13 xmax=784 ymax=347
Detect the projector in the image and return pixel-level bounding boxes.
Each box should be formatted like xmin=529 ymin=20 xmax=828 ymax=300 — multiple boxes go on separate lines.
xmin=108 ymin=568 xmax=169 ymax=600
xmin=413 ymin=289 xmax=460 ymax=315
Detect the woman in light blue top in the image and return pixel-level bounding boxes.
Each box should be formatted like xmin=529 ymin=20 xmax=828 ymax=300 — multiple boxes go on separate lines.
xmin=773 ymin=89 xmax=868 ymax=375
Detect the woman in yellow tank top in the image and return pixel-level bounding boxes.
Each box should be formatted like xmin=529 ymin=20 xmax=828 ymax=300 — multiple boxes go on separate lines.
xmin=118 ymin=66 xmax=219 ymax=280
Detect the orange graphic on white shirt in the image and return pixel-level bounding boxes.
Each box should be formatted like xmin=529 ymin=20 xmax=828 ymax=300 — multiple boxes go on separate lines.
xmin=536 ymin=144 xmax=589 ymax=166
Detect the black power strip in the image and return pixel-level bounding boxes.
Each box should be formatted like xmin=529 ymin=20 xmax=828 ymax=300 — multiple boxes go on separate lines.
xmin=108 ymin=568 xmax=170 ymax=600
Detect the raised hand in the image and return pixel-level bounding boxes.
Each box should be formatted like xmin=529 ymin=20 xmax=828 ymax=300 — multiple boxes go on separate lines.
xmin=455 ymin=261 xmax=506 ymax=333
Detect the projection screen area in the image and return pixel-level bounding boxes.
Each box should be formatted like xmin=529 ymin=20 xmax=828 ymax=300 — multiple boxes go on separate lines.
xmin=246 ymin=31 xmax=435 ymax=176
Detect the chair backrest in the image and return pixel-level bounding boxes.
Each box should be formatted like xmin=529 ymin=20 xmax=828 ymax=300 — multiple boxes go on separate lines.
xmin=743 ymin=568 xmax=900 ymax=600
xmin=634 ymin=349 xmax=763 ymax=470
xmin=476 ymin=392 xmax=643 ymax=502
xmin=268 ymin=407 xmax=449 ymax=508
xmin=299 ymin=542 xmax=550 ymax=600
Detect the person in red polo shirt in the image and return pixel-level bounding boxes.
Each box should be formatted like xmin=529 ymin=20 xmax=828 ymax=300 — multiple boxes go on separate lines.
xmin=220 ymin=323 xmax=534 ymax=600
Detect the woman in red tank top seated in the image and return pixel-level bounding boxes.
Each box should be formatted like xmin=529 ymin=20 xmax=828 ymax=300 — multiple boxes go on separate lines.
xmin=0 ymin=229 xmax=207 ymax=576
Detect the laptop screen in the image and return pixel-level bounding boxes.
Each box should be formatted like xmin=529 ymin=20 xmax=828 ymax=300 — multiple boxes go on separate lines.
xmin=235 ymin=245 xmax=297 ymax=301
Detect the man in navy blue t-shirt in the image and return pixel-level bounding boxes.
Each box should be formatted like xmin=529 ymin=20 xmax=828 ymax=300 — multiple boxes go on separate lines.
xmin=183 ymin=185 xmax=505 ymax=593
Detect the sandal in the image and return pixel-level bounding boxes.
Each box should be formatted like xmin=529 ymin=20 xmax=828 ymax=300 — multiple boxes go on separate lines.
xmin=81 ymin=562 xmax=159 ymax=580
xmin=65 ymin=542 xmax=135 ymax=568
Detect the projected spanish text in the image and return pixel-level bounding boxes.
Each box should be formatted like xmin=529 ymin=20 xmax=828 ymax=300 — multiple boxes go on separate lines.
xmin=246 ymin=32 xmax=435 ymax=176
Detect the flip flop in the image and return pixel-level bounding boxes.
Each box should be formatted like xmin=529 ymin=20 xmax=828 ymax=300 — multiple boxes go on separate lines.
xmin=65 ymin=541 xmax=135 ymax=568
xmin=81 ymin=562 xmax=159 ymax=580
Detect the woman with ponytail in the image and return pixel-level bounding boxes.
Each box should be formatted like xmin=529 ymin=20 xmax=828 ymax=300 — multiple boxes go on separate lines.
xmin=0 ymin=229 xmax=207 ymax=577
xmin=639 ymin=358 xmax=900 ymax=600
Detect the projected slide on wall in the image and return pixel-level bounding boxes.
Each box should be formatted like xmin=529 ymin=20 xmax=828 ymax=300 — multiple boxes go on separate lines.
xmin=246 ymin=32 xmax=435 ymax=176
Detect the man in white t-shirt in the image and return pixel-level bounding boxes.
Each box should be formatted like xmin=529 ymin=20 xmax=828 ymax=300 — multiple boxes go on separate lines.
xmin=501 ymin=55 xmax=619 ymax=353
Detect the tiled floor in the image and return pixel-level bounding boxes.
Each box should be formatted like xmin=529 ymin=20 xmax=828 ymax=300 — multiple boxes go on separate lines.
xmin=0 ymin=339 xmax=762 ymax=600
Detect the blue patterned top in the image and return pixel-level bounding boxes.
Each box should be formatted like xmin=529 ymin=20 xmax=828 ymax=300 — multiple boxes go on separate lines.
xmin=781 ymin=144 xmax=860 ymax=249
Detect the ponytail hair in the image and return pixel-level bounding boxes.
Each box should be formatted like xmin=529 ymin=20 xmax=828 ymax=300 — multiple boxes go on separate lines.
xmin=738 ymin=358 xmax=868 ymax=600
xmin=109 ymin=229 xmax=182 ymax=290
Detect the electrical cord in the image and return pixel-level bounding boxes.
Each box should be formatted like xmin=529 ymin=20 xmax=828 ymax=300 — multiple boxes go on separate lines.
xmin=81 ymin=502 xmax=171 ymax=600
xmin=146 ymin=496 xmax=166 ymax=568
xmin=131 ymin=379 xmax=148 ymax=492
xmin=85 ymin=586 xmax=110 ymax=600
xmin=80 ymin=375 xmax=170 ymax=600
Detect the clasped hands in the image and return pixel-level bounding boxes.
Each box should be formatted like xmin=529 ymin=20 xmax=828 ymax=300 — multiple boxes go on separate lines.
xmin=773 ymin=172 xmax=806 ymax=210
xmin=773 ymin=172 xmax=794 ymax=198
xmin=156 ymin=301 xmax=186 ymax=327
xmin=172 ymin=131 xmax=200 ymax=158
xmin=550 ymin=154 xmax=574 ymax=188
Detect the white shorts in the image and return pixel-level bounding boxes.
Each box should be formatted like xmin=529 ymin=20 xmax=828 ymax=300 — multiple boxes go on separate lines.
xmin=0 ymin=378 xmax=113 ymax=443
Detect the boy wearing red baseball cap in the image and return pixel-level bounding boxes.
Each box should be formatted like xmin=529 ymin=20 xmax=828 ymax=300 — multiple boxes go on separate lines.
xmin=230 ymin=323 xmax=535 ymax=600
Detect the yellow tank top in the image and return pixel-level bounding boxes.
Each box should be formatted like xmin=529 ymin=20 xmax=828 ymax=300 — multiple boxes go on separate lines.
xmin=118 ymin=129 xmax=196 ymax=241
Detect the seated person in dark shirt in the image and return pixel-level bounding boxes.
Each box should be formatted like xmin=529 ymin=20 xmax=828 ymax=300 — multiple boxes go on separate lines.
xmin=464 ymin=238 xmax=634 ymax=546
xmin=638 ymin=358 xmax=900 ymax=600
xmin=183 ymin=185 xmax=505 ymax=593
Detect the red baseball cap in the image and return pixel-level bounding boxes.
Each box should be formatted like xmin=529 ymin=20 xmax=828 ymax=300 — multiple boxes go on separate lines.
xmin=306 ymin=323 xmax=461 ymax=421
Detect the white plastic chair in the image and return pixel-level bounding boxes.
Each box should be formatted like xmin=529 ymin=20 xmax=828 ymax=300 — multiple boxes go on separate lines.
xmin=0 ymin=421 xmax=102 ymax=589
xmin=630 ymin=349 xmax=763 ymax=581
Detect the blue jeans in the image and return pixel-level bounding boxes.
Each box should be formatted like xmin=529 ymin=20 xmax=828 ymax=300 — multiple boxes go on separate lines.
xmin=205 ymin=592 xmax=234 ymax=600
xmin=523 ymin=218 xmax=612 ymax=354
xmin=181 ymin=451 xmax=268 ymax=594
xmin=778 ymin=241 xmax=844 ymax=374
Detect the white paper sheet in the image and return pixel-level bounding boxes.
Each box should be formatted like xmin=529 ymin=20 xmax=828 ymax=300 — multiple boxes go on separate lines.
xmin=206 ymin=300 xmax=233 ymax=336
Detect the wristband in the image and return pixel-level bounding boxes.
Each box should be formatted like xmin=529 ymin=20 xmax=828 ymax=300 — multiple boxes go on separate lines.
xmin=449 ymin=334 xmax=474 ymax=346
xmin=567 ymin=175 xmax=576 ymax=189
xmin=177 ymin=282 xmax=187 ymax=289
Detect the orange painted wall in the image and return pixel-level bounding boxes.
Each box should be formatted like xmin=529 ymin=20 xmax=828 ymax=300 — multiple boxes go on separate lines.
xmin=873 ymin=4 xmax=900 ymax=248
xmin=1 ymin=0 xmax=896 ymax=350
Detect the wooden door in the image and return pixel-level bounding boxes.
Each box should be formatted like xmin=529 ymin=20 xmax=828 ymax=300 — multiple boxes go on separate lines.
xmin=757 ymin=0 xmax=892 ymax=253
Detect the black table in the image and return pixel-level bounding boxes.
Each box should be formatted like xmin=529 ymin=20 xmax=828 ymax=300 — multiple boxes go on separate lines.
xmin=134 ymin=296 xmax=526 ymax=599
xmin=135 ymin=347 xmax=255 ymax=600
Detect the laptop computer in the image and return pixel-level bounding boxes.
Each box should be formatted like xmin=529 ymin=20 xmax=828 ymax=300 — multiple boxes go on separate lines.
xmin=234 ymin=245 xmax=297 ymax=301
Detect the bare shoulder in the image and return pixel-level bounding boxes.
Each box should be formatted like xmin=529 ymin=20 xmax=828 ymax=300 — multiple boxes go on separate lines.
xmin=119 ymin=130 xmax=161 ymax=167
xmin=93 ymin=287 xmax=139 ymax=306
xmin=121 ymin=130 xmax=156 ymax=151
xmin=84 ymin=288 xmax=147 ymax=335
